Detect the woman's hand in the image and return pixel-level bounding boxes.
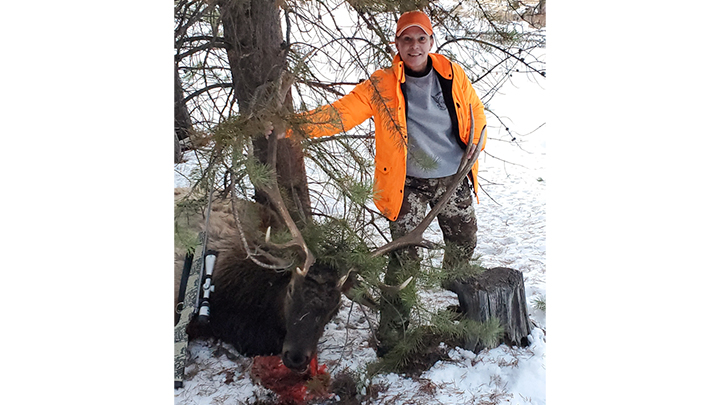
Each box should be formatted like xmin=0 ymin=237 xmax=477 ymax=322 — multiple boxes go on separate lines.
xmin=263 ymin=122 xmax=287 ymax=139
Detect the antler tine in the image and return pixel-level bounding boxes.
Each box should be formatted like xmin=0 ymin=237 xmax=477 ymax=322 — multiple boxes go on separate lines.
xmin=377 ymin=276 xmax=414 ymax=295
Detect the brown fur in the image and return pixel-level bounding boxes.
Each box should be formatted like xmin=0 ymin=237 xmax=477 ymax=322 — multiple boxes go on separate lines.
xmin=174 ymin=188 xmax=280 ymax=306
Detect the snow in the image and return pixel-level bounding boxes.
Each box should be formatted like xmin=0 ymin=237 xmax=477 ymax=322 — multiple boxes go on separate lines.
xmin=369 ymin=329 xmax=547 ymax=404
xmin=174 ymin=67 xmax=548 ymax=404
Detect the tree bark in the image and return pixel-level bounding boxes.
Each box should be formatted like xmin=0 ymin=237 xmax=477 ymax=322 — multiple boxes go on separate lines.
xmin=175 ymin=132 xmax=182 ymax=163
xmin=446 ymin=267 xmax=532 ymax=352
xmin=219 ymin=0 xmax=312 ymax=224
xmin=174 ymin=65 xmax=193 ymax=163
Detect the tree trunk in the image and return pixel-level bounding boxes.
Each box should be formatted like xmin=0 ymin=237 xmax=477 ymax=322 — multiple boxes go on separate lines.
xmin=174 ymin=65 xmax=193 ymax=163
xmin=251 ymin=135 xmax=313 ymax=224
xmin=174 ymin=132 xmax=182 ymax=164
xmin=219 ymin=0 xmax=312 ymax=224
xmin=446 ymin=267 xmax=532 ymax=352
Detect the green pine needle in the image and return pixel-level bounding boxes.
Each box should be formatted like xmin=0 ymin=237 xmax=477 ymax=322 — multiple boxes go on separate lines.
xmin=407 ymin=148 xmax=439 ymax=173
xmin=476 ymin=317 xmax=505 ymax=349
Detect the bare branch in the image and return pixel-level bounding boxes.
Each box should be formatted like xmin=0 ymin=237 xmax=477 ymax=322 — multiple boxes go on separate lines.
xmin=298 ymin=80 xmax=361 ymax=97
xmin=305 ymin=133 xmax=374 ymax=144
xmin=182 ymin=82 xmax=234 ymax=104
xmin=176 ymin=40 xmax=228 ymax=61
xmin=437 ymin=37 xmax=545 ymax=78
xmin=354 ymin=9 xmax=395 ymax=58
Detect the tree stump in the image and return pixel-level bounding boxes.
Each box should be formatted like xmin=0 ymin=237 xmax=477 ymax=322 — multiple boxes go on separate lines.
xmin=446 ymin=267 xmax=532 ymax=353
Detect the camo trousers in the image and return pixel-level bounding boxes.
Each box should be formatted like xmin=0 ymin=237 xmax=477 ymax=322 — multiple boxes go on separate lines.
xmin=378 ymin=175 xmax=477 ymax=353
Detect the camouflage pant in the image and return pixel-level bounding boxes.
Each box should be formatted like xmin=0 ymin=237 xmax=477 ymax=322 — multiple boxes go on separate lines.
xmin=378 ymin=175 xmax=477 ymax=353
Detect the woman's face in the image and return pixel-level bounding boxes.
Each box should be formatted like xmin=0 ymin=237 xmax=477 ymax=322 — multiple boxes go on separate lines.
xmin=395 ymin=26 xmax=434 ymax=74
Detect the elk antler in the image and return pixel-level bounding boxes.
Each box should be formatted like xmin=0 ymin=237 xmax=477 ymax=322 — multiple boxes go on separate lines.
xmin=258 ymin=129 xmax=315 ymax=276
xmin=242 ymin=72 xmax=315 ymax=276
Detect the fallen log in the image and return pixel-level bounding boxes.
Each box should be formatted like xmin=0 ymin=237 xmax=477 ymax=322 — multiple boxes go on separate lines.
xmin=446 ymin=267 xmax=532 ymax=353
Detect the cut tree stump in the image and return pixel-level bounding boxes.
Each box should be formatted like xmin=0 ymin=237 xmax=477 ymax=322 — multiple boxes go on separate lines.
xmin=446 ymin=267 xmax=532 ymax=353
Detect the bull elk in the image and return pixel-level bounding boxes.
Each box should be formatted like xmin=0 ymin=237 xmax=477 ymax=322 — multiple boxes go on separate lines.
xmin=183 ymin=107 xmax=483 ymax=372
xmin=186 ymin=236 xmax=354 ymax=371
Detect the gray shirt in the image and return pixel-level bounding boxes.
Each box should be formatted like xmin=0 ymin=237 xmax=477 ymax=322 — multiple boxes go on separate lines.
xmin=404 ymin=70 xmax=464 ymax=178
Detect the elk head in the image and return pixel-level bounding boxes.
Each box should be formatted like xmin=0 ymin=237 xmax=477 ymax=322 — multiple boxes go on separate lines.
xmin=280 ymin=265 xmax=353 ymax=371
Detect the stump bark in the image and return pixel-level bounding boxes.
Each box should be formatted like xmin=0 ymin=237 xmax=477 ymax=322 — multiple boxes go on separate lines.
xmin=446 ymin=267 xmax=532 ymax=353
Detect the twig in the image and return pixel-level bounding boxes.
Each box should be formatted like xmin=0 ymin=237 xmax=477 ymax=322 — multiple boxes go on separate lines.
xmin=483 ymin=151 xmax=530 ymax=169
xmin=330 ymin=300 xmax=355 ymax=375
xmin=476 ymin=178 xmax=502 ymax=207
xmin=182 ymin=82 xmax=234 ymax=105
xmin=305 ymin=133 xmax=374 ymax=144
xmin=357 ymin=301 xmax=379 ymax=346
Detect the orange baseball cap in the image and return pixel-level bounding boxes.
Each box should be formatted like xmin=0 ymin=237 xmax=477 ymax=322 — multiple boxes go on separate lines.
xmin=395 ymin=10 xmax=433 ymax=37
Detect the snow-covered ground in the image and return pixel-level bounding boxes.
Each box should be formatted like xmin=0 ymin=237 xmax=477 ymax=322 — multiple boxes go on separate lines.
xmin=174 ymin=67 xmax=547 ymax=404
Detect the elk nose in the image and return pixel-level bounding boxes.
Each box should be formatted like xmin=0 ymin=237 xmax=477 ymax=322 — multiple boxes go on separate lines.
xmin=282 ymin=350 xmax=310 ymax=371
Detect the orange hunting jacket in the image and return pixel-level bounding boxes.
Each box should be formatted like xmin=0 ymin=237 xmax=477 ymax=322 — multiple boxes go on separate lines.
xmin=292 ymin=53 xmax=487 ymax=221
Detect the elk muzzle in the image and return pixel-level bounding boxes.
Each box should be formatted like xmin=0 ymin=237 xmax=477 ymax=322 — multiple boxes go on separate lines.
xmin=281 ymin=343 xmax=314 ymax=371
